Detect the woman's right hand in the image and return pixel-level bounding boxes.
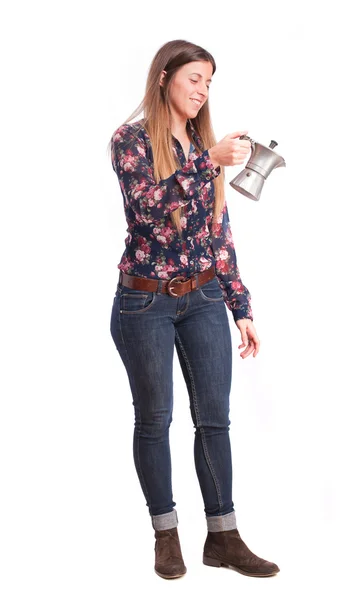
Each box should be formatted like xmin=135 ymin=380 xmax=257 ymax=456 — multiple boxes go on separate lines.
xmin=208 ymin=131 xmax=251 ymax=168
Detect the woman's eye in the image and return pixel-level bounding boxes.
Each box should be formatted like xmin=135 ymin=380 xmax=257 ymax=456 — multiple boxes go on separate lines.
xmin=190 ymin=79 xmax=210 ymax=89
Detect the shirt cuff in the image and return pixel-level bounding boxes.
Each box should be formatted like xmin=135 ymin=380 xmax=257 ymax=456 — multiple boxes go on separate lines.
xmin=232 ymin=306 xmax=253 ymax=322
xmin=194 ymin=150 xmax=220 ymax=181
xmin=181 ymin=149 xmax=221 ymax=182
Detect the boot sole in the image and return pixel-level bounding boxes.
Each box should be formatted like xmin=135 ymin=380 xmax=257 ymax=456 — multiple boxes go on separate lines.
xmin=203 ymin=555 xmax=279 ymax=577
xmin=155 ymin=567 xmax=187 ymax=579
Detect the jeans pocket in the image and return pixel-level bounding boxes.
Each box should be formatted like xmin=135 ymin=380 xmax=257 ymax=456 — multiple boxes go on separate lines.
xmin=198 ymin=277 xmax=224 ymax=302
xmin=119 ymin=287 xmax=156 ymax=314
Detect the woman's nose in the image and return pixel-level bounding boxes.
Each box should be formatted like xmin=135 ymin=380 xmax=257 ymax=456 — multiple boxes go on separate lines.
xmin=196 ymin=85 xmax=207 ymax=98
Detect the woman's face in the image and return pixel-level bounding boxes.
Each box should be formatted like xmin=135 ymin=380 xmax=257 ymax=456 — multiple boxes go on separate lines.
xmin=161 ymin=61 xmax=213 ymax=122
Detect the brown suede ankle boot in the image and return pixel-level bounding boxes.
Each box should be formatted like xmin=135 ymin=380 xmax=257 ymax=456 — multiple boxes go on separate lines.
xmin=203 ymin=529 xmax=280 ymax=577
xmin=154 ymin=527 xmax=187 ymax=579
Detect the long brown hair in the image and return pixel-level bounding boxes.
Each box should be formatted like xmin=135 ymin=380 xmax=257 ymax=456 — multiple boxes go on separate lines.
xmin=107 ymin=39 xmax=225 ymax=236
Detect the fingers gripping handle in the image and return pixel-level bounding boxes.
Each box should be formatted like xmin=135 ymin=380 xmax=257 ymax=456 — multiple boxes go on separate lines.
xmin=239 ymin=134 xmax=255 ymax=154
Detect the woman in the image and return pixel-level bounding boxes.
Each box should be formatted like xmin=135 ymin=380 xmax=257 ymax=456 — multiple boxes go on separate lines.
xmin=109 ymin=39 xmax=279 ymax=580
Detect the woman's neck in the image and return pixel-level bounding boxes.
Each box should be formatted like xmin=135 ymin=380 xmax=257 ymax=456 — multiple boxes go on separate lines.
xmin=170 ymin=113 xmax=188 ymax=140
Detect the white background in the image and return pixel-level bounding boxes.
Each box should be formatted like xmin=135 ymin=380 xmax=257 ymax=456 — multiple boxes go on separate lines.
xmin=1 ymin=1 xmax=359 ymax=598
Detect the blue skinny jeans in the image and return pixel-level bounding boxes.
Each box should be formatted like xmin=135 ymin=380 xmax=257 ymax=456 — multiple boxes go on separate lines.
xmin=110 ymin=273 xmax=236 ymax=530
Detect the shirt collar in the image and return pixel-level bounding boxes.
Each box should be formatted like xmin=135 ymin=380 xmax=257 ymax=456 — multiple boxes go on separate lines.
xmin=141 ymin=117 xmax=203 ymax=150
xmin=187 ymin=119 xmax=203 ymax=149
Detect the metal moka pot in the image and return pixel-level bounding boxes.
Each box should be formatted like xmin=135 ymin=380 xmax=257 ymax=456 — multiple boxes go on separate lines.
xmin=229 ymin=135 xmax=286 ymax=201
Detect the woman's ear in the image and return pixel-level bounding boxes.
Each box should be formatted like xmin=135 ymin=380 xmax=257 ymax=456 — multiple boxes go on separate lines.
xmin=159 ymin=70 xmax=167 ymax=88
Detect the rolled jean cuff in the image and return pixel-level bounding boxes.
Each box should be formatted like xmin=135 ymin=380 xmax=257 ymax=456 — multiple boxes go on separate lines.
xmin=206 ymin=510 xmax=237 ymax=532
xmin=151 ymin=508 xmax=178 ymax=531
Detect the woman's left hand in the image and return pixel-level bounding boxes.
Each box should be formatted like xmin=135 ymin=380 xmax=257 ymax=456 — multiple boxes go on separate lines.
xmin=235 ymin=318 xmax=260 ymax=358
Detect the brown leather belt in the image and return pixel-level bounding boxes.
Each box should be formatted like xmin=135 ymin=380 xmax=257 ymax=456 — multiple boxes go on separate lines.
xmin=118 ymin=265 xmax=216 ymax=298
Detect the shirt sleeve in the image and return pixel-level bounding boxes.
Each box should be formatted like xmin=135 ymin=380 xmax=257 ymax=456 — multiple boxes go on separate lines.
xmin=210 ymin=199 xmax=253 ymax=322
xmin=111 ymin=123 xmax=221 ymax=224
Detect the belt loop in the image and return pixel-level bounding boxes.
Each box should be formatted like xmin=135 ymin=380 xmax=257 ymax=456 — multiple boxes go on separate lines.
xmin=156 ymin=279 xmax=163 ymax=295
xmin=195 ymin=272 xmax=199 ymax=290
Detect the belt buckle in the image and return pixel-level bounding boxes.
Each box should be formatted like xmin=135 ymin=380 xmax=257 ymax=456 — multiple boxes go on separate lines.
xmin=167 ymin=276 xmax=187 ymax=297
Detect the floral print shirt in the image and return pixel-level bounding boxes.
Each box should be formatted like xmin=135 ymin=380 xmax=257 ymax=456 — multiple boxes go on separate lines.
xmin=110 ymin=118 xmax=253 ymax=322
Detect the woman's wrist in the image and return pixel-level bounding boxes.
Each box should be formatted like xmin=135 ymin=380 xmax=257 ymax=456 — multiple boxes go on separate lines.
xmin=208 ymin=147 xmax=220 ymax=169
